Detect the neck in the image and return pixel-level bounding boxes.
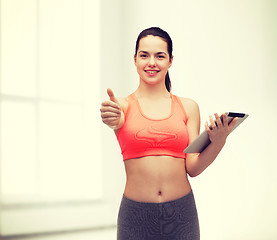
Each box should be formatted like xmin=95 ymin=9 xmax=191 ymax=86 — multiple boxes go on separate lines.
xmin=135 ymin=81 xmax=170 ymax=99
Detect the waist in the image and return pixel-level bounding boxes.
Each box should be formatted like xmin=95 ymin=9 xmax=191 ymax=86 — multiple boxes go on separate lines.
xmin=122 ymin=190 xmax=194 ymax=207
xmin=123 ymin=156 xmax=192 ymax=203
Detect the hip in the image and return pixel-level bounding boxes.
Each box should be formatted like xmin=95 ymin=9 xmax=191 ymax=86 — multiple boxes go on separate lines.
xmin=117 ymin=190 xmax=200 ymax=240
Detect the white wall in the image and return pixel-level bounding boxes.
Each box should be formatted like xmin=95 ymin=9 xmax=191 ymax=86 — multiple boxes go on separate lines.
xmin=99 ymin=0 xmax=127 ymax=222
xmin=101 ymin=0 xmax=277 ymax=239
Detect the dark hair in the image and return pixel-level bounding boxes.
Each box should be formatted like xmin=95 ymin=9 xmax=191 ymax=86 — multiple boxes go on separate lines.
xmin=135 ymin=27 xmax=173 ymax=92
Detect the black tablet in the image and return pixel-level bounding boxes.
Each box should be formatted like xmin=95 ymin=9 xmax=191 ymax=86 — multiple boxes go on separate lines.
xmin=183 ymin=112 xmax=249 ymax=153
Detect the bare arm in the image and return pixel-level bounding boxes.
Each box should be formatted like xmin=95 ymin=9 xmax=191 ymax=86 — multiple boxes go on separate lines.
xmin=182 ymin=98 xmax=238 ymax=177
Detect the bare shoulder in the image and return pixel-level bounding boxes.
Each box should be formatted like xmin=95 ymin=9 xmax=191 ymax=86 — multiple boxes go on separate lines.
xmin=178 ymin=97 xmax=199 ymax=120
xmin=178 ymin=97 xmax=199 ymax=109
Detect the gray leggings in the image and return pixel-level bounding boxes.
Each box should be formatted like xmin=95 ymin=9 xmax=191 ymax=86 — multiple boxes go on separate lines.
xmin=117 ymin=191 xmax=200 ymax=240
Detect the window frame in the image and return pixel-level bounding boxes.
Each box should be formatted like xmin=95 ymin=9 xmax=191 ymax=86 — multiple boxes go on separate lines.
xmin=0 ymin=0 xmax=121 ymax=236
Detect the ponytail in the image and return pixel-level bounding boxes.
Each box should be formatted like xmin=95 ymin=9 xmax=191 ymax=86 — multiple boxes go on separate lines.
xmin=165 ymin=71 xmax=171 ymax=92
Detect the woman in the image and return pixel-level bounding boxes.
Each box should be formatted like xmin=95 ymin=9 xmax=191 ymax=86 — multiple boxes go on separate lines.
xmin=100 ymin=27 xmax=237 ymax=240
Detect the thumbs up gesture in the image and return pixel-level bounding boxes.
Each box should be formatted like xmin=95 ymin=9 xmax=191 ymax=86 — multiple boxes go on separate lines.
xmin=100 ymin=88 xmax=124 ymax=130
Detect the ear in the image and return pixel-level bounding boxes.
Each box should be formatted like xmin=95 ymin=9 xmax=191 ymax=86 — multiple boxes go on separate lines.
xmin=134 ymin=54 xmax=137 ymax=64
xmin=168 ymin=55 xmax=173 ymax=68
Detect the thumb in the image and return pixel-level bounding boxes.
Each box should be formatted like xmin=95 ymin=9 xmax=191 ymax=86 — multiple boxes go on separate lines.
xmin=228 ymin=117 xmax=238 ymax=131
xmin=107 ymin=88 xmax=119 ymax=104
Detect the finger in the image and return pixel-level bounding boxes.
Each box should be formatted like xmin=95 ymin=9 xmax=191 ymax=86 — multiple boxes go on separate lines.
xmin=101 ymin=111 xmax=120 ymax=118
xmin=209 ymin=115 xmax=216 ymax=129
xmin=228 ymin=117 xmax=238 ymax=131
xmin=100 ymin=105 xmax=121 ymax=114
xmin=102 ymin=117 xmax=119 ymax=125
xmin=101 ymin=113 xmax=120 ymax=120
xmin=222 ymin=113 xmax=228 ymax=127
xmin=214 ymin=113 xmax=222 ymax=128
xmin=205 ymin=121 xmax=210 ymax=132
xmin=101 ymin=100 xmax=120 ymax=109
xmin=205 ymin=121 xmax=208 ymax=131
xmin=107 ymin=88 xmax=119 ymax=105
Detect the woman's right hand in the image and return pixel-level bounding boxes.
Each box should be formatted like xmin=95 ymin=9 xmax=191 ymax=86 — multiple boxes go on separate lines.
xmin=100 ymin=88 xmax=124 ymax=130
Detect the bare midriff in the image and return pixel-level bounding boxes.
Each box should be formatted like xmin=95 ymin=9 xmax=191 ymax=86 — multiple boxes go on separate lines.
xmin=123 ymin=155 xmax=192 ymax=203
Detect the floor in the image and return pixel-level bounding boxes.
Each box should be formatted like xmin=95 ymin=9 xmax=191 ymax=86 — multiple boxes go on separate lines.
xmin=2 ymin=227 xmax=117 ymax=240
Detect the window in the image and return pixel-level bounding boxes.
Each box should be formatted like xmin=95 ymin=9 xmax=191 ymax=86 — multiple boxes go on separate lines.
xmin=0 ymin=0 xmax=112 ymax=236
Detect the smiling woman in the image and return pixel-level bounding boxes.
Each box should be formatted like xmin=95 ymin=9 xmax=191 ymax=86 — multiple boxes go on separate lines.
xmin=100 ymin=26 xmax=239 ymax=240
xmin=101 ymin=27 xmax=200 ymax=239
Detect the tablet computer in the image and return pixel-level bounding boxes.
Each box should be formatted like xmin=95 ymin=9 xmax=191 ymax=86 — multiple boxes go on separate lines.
xmin=183 ymin=112 xmax=249 ymax=153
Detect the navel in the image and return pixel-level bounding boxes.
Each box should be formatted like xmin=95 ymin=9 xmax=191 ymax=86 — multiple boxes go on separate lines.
xmin=158 ymin=190 xmax=162 ymax=196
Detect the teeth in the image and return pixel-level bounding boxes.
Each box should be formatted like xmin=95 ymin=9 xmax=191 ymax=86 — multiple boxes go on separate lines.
xmin=146 ymin=71 xmax=158 ymax=74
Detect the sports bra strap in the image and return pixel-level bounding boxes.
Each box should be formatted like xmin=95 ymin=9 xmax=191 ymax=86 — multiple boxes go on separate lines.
xmin=173 ymin=95 xmax=188 ymax=123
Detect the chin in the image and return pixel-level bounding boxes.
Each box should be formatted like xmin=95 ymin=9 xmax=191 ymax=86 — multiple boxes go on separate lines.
xmin=142 ymin=78 xmax=164 ymax=86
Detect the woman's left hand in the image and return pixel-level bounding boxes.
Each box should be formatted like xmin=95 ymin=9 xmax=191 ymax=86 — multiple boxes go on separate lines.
xmin=205 ymin=113 xmax=238 ymax=146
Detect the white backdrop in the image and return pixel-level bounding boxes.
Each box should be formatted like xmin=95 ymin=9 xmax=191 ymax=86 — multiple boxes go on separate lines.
xmin=101 ymin=0 xmax=277 ymax=239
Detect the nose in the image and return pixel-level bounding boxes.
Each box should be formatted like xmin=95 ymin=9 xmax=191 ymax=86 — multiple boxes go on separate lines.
xmin=148 ymin=56 xmax=156 ymax=67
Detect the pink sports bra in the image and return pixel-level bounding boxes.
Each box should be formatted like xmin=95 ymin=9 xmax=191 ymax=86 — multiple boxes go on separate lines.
xmin=116 ymin=93 xmax=189 ymax=161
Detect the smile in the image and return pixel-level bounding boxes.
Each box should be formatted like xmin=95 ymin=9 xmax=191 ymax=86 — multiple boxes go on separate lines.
xmin=145 ymin=70 xmax=160 ymax=74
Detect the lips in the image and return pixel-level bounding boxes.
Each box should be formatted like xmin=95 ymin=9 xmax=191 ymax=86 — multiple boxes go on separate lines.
xmin=145 ymin=70 xmax=160 ymax=73
xmin=144 ymin=70 xmax=160 ymax=76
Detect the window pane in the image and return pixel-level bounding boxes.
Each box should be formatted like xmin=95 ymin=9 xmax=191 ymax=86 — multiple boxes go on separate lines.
xmin=0 ymin=101 xmax=37 ymax=202
xmin=1 ymin=0 xmax=37 ymax=97
xmin=39 ymin=0 xmax=83 ymax=102
xmin=0 ymin=0 xmax=102 ymax=206
xmin=39 ymin=102 xmax=102 ymax=201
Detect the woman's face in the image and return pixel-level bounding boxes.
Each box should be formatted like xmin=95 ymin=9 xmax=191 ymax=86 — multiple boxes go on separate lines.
xmin=134 ymin=35 xmax=173 ymax=87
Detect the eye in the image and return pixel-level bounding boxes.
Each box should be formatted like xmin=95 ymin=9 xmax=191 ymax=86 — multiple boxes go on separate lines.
xmin=140 ymin=54 xmax=148 ymax=58
xmin=157 ymin=55 xmax=165 ymax=59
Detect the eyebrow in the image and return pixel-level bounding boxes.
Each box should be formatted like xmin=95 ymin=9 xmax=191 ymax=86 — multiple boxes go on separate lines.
xmin=138 ymin=50 xmax=167 ymax=55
